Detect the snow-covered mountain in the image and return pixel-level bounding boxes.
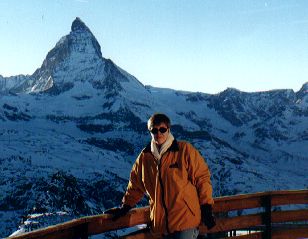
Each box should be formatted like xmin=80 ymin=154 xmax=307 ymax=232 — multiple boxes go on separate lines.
xmin=0 ymin=18 xmax=307 ymax=237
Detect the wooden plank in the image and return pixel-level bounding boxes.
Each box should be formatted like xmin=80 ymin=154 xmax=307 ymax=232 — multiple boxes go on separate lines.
xmin=272 ymin=209 xmax=308 ymax=223
xmin=213 ymin=190 xmax=308 ymax=213
xmin=199 ymin=214 xmax=263 ymax=234
xmin=8 ymin=219 xmax=86 ymax=239
xmin=213 ymin=196 xmax=262 ymax=213
xmin=87 ymin=207 xmax=150 ymax=235
xmin=199 ymin=209 xmax=308 ymax=234
xmin=271 ymin=227 xmax=308 ymax=239
xmin=271 ymin=191 xmax=308 ymax=206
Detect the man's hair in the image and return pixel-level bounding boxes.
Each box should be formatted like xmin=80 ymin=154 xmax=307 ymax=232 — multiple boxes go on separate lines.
xmin=147 ymin=113 xmax=171 ymax=130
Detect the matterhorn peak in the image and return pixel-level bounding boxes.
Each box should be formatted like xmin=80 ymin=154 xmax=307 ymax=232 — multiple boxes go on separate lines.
xmin=71 ymin=17 xmax=92 ymax=33
xmin=24 ymin=17 xmax=107 ymax=94
xmin=69 ymin=17 xmax=102 ymax=59
xmin=0 ymin=18 xmax=142 ymax=97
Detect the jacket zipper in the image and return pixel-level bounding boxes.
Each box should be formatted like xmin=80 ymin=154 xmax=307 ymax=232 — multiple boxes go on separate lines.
xmin=157 ymin=155 xmax=170 ymax=234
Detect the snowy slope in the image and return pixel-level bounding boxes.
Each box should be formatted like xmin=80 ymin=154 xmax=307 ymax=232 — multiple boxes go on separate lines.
xmin=0 ymin=18 xmax=307 ymax=237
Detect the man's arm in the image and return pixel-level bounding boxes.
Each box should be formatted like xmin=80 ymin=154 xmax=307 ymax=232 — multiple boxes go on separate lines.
xmin=104 ymin=154 xmax=146 ymax=220
xmin=186 ymin=143 xmax=216 ymax=229
xmin=122 ymin=154 xmax=146 ymax=207
xmin=186 ymin=143 xmax=214 ymax=205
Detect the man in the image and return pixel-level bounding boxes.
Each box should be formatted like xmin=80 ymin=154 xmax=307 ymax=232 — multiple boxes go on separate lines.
xmin=105 ymin=113 xmax=215 ymax=238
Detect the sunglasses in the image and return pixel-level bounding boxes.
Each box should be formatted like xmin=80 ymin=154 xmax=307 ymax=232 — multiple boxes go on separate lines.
xmin=150 ymin=127 xmax=168 ymax=134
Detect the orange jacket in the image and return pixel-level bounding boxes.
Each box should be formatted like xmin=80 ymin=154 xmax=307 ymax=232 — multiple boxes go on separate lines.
xmin=122 ymin=139 xmax=214 ymax=234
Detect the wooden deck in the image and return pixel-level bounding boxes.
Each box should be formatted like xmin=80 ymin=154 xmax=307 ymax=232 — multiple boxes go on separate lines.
xmin=7 ymin=189 xmax=308 ymax=239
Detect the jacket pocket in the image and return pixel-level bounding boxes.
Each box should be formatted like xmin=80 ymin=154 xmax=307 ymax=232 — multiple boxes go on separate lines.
xmin=182 ymin=183 xmax=200 ymax=218
xmin=183 ymin=198 xmax=195 ymax=216
xmin=169 ymin=162 xmax=179 ymax=168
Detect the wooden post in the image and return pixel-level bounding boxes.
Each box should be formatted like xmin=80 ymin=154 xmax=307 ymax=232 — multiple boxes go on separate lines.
xmin=74 ymin=223 xmax=88 ymax=239
xmin=261 ymin=195 xmax=271 ymax=239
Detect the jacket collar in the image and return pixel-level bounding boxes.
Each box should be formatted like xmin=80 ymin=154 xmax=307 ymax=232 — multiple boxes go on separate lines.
xmin=143 ymin=139 xmax=179 ymax=153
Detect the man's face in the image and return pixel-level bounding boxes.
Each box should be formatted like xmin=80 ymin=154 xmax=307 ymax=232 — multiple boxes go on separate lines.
xmin=150 ymin=122 xmax=169 ymax=146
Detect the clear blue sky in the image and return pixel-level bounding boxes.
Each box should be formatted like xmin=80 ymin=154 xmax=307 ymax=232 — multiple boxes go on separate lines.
xmin=0 ymin=0 xmax=308 ymax=94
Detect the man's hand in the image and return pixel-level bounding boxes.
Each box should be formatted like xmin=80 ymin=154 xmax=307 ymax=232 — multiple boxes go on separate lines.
xmin=201 ymin=204 xmax=216 ymax=230
xmin=103 ymin=204 xmax=132 ymax=221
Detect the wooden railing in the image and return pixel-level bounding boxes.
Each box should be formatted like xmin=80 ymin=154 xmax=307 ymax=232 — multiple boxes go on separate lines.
xmin=8 ymin=189 xmax=308 ymax=239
